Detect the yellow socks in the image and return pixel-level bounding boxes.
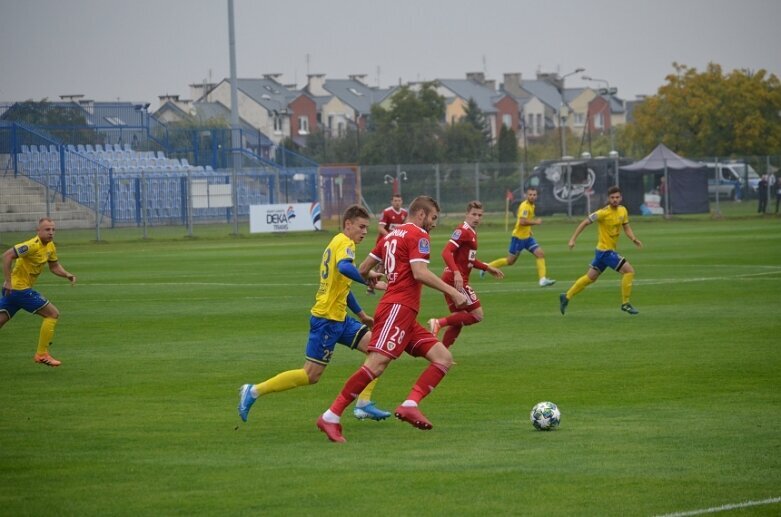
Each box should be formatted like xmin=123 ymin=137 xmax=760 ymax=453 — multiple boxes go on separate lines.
xmin=621 ymin=273 xmax=635 ymax=304
xmin=488 ymin=257 xmax=508 ymax=269
xmin=37 ymin=317 xmax=58 ymax=355
xmin=356 ymin=378 xmax=380 ymax=405
xmin=566 ymin=275 xmax=594 ymax=300
xmin=256 ymin=369 xmax=310 ymax=396
xmin=536 ymin=257 xmax=546 ymax=280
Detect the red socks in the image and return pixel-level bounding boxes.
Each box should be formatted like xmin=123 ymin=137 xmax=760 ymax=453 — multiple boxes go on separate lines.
xmin=329 ymin=366 xmax=375 ymax=416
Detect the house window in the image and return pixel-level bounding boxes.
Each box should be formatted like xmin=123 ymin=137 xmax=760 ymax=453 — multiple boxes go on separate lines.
xmin=273 ymin=115 xmax=283 ymax=133
xmin=574 ymin=112 xmax=585 ymax=127
xmin=535 ymin=114 xmax=542 ymax=135
xmin=337 ymin=121 xmax=345 ymax=137
xmin=298 ymin=116 xmax=309 ymax=135
xmin=595 ymin=113 xmax=604 ymax=129
xmin=527 ymin=114 xmax=534 ymax=134
xmin=502 ymin=113 xmax=512 ymax=128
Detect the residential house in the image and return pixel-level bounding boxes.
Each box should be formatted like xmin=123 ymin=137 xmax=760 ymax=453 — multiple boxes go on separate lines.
xmin=200 ymin=74 xmax=297 ymax=145
xmin=434 ymin=73 xmax=519 ymax=143
xmin=304 ymin=74 xmax=395 ymax=137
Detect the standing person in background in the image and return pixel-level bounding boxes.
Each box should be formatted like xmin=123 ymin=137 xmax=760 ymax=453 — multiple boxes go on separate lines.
xmin=559 ymin=186 xmax=643 ymax=316
xmin=1 ymin=218 xmax=77 ymax=367
xmin=316 ymin=196 xmax=468 ymax=443
xmin=775 ymin=174 xmax=781 ymax=213
xmin=428 ymin=201 xmax=503 ymax=348
xmin=484 ymin=186 xmax=556 ymax=287
xmin=238 ymin=205 xmax=391 ymax=424
xmin=368 ymin=193 xmax=408 ymax=294
xmin=376 ymin=193 xmax=407 ymax=243
xmin=758 ymin=174 xmax=769 ymax=213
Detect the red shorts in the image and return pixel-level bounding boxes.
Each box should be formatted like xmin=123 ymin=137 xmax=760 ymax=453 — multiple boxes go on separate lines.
xmin=444 ymin=284 xmax=481 ymax=313
xmin=368 ymin=303 xmax=439 ymax=359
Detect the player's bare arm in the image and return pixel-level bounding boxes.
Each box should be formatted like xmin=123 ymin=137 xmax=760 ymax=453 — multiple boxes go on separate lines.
xmin=452 ymin=271 xmax=464 ymax=291
xmin=411 ymin=262 xmax=468 ymax=307
xmin=358 ymin=255 xmax=380 ymax=279
xmin=2 ymin=248 xmax=16 ymax=293
xmin=623 ymin=223 xmax=643 ymax=248
xmin=486 ymin=265 xmax=504 ymax=279
xmin=568 ymin=218 xmax=592 ymax=249
xmin=49 ymin=261 xmax=76 ymax=285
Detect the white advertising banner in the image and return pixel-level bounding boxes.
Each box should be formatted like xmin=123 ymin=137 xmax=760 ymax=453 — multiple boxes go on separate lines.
xmin=249 ymin=202 xmax=322 ymax=233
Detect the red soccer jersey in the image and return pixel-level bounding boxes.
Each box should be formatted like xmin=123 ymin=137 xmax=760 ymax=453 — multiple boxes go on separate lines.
xmin=369 ymin=222 xmax=430 ymax=312
xmin=377 ymin=206 xmax=408 ymax=242
xmin=442 ymin=221 xmax=479 ymax=284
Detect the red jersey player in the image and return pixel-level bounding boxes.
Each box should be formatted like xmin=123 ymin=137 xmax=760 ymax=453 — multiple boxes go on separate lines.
xmin=376 ymin=193 xmax=407 ymax=243
xmin=428 ymin=201 xmax=503 ymax=348
xmin=316 ymin=195 xmax=468 ymax=443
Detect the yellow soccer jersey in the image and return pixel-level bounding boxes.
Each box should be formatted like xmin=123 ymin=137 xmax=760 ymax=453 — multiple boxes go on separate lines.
xmin=11 ymin=236 xmax=58 ymax=290
xmin=311 ymin=232 xmax=356 ymax=321
xmin=511 ymin=200 xmax=535 ymax=239
xmin=590 ymin=205 xmax=629 ymax=251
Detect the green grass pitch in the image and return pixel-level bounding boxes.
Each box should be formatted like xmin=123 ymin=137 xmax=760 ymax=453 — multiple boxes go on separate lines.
xmin=1 ymin=205 xmax=779 ymax=516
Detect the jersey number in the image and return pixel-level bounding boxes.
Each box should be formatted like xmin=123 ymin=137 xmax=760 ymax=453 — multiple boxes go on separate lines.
xmin=383 ymin=239 xmax=398 ymax=275
xmin=321 ymin=249 xmax=331 ymax=279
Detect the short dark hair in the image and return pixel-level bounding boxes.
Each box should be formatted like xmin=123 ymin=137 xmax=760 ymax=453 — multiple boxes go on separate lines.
xmin=392 ymin=193 xmax=402 ymax=200
xmin=526 ymin=186 xmax=537 ymax=193
xmin=466 ymin=200 xmax=483 ymax=212
xmin=343 ymin=205 xmax=370 ymax=227
xmin=408 ymin=195 xmax=440 ymax=216
xmin=607 ymin=186 xmax=622 ymax=195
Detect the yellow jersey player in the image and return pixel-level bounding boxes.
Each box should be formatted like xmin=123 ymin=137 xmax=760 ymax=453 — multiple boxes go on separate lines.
xmin=238 ymin=205 xmax=391 ymax=424
xmin=1 ymin=218 xmax=77 ymax=366
xmin=485 ymin=186 xmax=556 ymax=287
xmin=559 ymin=186 xmax=643 ymax=315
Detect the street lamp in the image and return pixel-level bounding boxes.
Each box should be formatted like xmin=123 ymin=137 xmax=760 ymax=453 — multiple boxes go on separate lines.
xmin=557 ymin=67 xmax=585 ymax=158
xmin=582 ymin=75 xmax=617 ymax=154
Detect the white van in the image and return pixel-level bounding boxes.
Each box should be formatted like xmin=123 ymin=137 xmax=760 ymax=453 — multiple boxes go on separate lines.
xmin=702 ymin=162 xmax=760 ymax=200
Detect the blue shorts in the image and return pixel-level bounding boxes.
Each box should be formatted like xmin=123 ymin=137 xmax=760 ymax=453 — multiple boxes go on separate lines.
xmin=509 ymin=236 xmax=540 ymax=256
xmin=305 ymin=315 xmax=368 ymax=366
xmin=590 ymin=249 xmax=626 ymax=273
xmin=0 ymin=288 xmax=50 ymax=319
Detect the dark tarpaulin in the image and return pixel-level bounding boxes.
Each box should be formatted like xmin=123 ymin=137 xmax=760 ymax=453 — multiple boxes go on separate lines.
xmin=620 ymin=144 xmax=709 ymax=214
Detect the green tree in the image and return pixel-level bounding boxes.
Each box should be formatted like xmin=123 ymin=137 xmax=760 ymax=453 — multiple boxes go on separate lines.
xmin=496 ymin=125 xmax=518 ymax=163
xmin=1 ymin=100 xmax=97 ymax=143
xmin=441 ymin=121 xmax=485 ymax=162
xmin=359 ymin=83 xmax=445 ymax=164
xmin=627 ymin=63 xmax=781 ymax=157
xmin=462 ymin=98 xmax=492 ymax=156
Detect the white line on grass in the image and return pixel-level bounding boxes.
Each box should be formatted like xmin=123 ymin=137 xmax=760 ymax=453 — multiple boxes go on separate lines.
xmin=654 ymin=496 xmax=781 ymax=517
xmin=45 ymin=268 xmax=781 ymax=291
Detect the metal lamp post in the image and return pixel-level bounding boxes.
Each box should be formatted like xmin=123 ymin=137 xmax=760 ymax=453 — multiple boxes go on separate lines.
xmin=557 ymin=68 xmax=585 ymax=158
xmin=582 ymin=75 xmax=617 ymax=154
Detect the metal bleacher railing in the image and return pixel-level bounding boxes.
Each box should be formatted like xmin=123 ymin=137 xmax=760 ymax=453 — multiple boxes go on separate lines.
xmin=1 ymin=116 xmax=321 ymax=232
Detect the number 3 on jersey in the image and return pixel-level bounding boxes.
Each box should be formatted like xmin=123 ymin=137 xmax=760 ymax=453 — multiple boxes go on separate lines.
xmin=321 ymin=248 xmax=331 ymax=279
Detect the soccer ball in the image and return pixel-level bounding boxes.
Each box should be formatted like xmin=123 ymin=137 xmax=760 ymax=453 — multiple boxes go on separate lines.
xmin=530 ymin=401 xmax=561 ymax=431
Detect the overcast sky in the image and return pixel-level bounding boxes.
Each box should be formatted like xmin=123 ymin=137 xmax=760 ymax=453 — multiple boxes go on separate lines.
xmin=1 ymin=0 xmax=779 ymax=107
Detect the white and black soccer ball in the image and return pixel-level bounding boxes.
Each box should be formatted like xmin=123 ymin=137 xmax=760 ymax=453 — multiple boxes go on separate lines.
xmin=530 ymin=401 xmax=561 ymax=431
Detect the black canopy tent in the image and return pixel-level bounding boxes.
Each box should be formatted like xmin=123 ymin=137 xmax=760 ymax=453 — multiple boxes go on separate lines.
xmin=619 ymin=144 xmax=709 ymax=215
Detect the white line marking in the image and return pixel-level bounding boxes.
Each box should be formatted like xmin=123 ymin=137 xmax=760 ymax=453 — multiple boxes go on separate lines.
xmin=655 ymin=496 xmax=781 ymax=517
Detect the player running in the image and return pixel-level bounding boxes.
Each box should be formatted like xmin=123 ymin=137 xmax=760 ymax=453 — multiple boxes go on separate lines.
xmin=238 ymin=205 xmax=391 ymax=423
xmin=1 ymin=218 xmax=77 ymax=367
xmin=559 ymin=186 xmax=643 ymax=315
xmin=316 ymin=195 xmax=468 ymax=443
xmin=427 ymin=201 xmax=503 ymax=348
xmin=484 ymin=186 xmax=556 ymax=287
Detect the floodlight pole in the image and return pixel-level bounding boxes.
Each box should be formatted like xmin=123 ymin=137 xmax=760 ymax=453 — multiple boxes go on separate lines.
xmin=227 ymin=0 xmax=241 ymax=234
xmin=582 ymin=75 xmax=616 ymax=153
xmin=557 ymin=68 xmax=585 ymax=158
